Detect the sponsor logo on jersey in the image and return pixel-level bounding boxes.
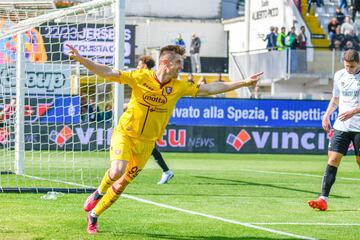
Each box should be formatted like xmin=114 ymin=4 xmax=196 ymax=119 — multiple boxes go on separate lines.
xmin=143 ymin=92 xmax=167 ymax=106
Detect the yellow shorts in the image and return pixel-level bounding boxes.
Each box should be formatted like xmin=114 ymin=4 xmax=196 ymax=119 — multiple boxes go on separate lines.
xmin=110 ymin=131 xmax=155 ymax=182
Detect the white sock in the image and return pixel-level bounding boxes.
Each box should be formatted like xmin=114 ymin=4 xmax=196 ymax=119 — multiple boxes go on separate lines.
xmin=319 ymin=196 xmax=328 ymax=202
xmin=90 ymin=211 xmax=98 ymax=218
xmin=97 ymin=188 xmax=104 ymax=196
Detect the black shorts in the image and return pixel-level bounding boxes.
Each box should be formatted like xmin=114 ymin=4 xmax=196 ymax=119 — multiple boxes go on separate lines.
xmin=329 ymin=129 xmax=360 ymax=156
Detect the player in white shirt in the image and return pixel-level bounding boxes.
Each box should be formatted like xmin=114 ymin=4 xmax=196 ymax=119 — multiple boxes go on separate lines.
xmin=308 ymin=49 xmax=360 ymax=211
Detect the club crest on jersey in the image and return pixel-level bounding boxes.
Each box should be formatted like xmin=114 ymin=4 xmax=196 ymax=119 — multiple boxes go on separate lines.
xmin=165 ymin=87 xmax=172 ymax=94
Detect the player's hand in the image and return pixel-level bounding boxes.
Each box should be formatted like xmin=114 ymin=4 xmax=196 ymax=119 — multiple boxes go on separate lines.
xmin=66 ymin=44 xmax=82 ymax=62
xmin=244 ymin=72 xmax=264 ymax=87
xmin=338 ymin=109 xmax=357 ymax=121
xmin=322 ymin=116 xmax=331 ymax=132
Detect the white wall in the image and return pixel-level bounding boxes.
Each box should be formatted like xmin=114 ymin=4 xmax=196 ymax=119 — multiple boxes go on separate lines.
xmin=125 ymin=0 xmax=221 ymax=19
xmin=249 ymin=0 xmax=284 ymax=50
xmin=126 ymin=17 xmax=227 ymax=57
xmin=223 ymin=17 xmax=246 ymax=53
xmin=224 ymin=0 xmax=298 ymax=52
xmin=272 ymin=80 xmax=332 ymax=99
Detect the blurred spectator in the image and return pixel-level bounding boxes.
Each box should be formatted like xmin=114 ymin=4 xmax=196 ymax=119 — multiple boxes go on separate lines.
xmin=307 ymin=0 xmax=322 ymax=16
xmin=190 ymin=33 xmax=201 ymax=73
xmin=104 ymin=103 xmax=113 ymax=121
xmin=174 ymin=33 xmax=186 ymax=50
xmin=328 ymin=18 xmax=339 ymax=42
xmin=286 ymin=27 xmax=299 ymax=73
xmin=81 ymin=96 xmax=99 ymax=123
xmin=0 ymin=98 xmax=16 ymax=125
xmin=297 ymin=26 xmax=308 ymax=50
xmin=80 ymin=96 xmax=90 ymax=123
xmin=351 ymin=0 xmax=360 ymax=22
xmin=0 ymin=98 xmax=34 ymax=125
xmin=174 ymin=34 xmax=185 ymax=70
xmin=297 ymin=26 xmax=308 ymax=72
xmin=187 ymin=73 xmax=195 ymax=84
xmin=344 ymin=39 xmax=355 ymax=50
xmin=80 ymin=105 xmax=90 ymax=123
xmin=341 ymin=16 xmax=354 ymax=35
xmin=263 ymin=26 xmax=277 ymax=50
xmin=339 ymin=0 xmax=348 ymax=10
xmin=330 ymin=25 xmax=346 ymax=49
xmin=89 ymin=96 xmax=102 ymax=122
xmin=344 ymin=29 xmax=360 ymax=49
xmin=285 ymin=26 xmax=299 ymax=49
xmin=336 ymin=7 xmax=346 ymax=25
xmin=276 ymin=27 xmax=286 ymax=51
xmin=80 ymin=96 xmax=87 ymax=106
xmin=333 ymin=39 xmax=343 ymax=50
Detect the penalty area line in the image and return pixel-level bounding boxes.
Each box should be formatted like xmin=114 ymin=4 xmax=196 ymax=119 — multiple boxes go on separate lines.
xmin=21 ymin=175 xmax=317 ymax=240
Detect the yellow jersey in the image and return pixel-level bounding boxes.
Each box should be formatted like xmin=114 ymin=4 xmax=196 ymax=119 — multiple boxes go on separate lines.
xmin=114 ymin=69 xmax=199 ymax=141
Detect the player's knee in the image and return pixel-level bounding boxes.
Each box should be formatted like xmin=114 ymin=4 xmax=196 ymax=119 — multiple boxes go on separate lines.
xmin=108 ymin=167 xmax=122 ymax=180
xmin=327 ymin=158 xmax=341 ymax=167
xmin=327 ymin=151 xmax=342 ymax=167
xmin=109 ymin=160 xmax=127 ymax=179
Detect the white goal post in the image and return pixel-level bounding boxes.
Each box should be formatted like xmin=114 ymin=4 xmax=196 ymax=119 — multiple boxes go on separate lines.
xmin=0 ymin=0 xmax=126 ymax=193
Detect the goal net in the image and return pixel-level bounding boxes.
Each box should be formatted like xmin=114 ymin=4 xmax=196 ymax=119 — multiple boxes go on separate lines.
xmin=0 ymin=0 xmax=127 ymax=193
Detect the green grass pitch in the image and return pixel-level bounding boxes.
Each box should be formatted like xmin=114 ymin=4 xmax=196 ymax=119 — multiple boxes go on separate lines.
xmin=1 ymin=152 xmax=360 ymax=240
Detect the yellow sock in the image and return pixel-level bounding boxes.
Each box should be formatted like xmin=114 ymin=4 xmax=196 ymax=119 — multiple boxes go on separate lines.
xmin=93 ymin=186 xmax=122 ymax=216
xmin=98 ymin=170 xmax=118 ymax=194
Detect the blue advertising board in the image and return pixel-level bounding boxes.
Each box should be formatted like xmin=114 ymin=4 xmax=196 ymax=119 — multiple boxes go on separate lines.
xmin=169 ymin=98 xmax=338 ymax=127
xmin=40 ymin=96 xmax=80 ymax=124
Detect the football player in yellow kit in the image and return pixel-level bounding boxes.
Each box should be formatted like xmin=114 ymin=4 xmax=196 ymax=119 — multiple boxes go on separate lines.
xmin=67 ymin=44 xmax=262 ymax=234
xmin=135 ymin=55 xmax=175 ymax=184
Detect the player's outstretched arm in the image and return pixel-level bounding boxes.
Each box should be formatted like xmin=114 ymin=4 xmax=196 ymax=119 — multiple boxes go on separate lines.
xmin=197 ymin=72 xmax=263 ymax=96
xmin=66 ymin=44 xmax=120 ymax=82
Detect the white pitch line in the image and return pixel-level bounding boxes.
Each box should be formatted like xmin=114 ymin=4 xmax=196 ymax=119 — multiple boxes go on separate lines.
xmin=20 ymin=174 xmax=317 ymax=240
xmin=251 ymin=222 xmax=360 ymax=226
xmin=122 ymin=194 xmax=316 ymax=240
xmin=239 ymin=169 xmax=360 ymax=181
